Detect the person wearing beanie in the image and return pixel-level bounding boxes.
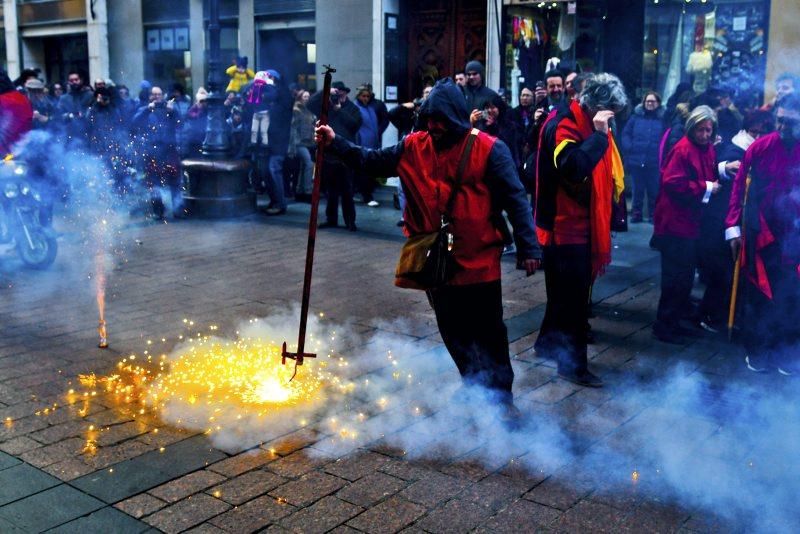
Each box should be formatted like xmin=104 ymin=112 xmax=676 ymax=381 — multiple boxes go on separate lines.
xmin=225 ymin=56 xmax=255 ymax=94
xmin=463 ymin=60 xmax=499 ymax=119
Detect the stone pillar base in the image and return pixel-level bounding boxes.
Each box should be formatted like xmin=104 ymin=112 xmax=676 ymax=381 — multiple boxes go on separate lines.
xmin=182 ymin=158 xmax=255 ymax=218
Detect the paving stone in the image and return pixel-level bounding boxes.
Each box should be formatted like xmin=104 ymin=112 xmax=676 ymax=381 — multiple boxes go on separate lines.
xmin=208 ymin=495 xmax=295 ymax=532
xmin=550 ymin=499 xmax=625 ymax=532
xmin=18 ymin=437 xmax=84 ymax=468
xmin=143 ymin=494 xmax=231 ymax=534
xmin=114 ymin=493 xmax=168 ymax=519
xmin=148 ymin=470 xmax=227 ymax=503
xmin=280 ymin=496 xmax=363 ymax=533
xmin=415 ymin=498 xmax=494 ymax=533
xmin=0 ymin=463 xmax=60 ymax=505
xmin=29 ymin=420 xmax=90 ymax=445
xmin=345 ymin=495 xmax=427 ymax=534
xmin=83 ymin=440 xmax=154 ymax=470
xmin=482 ymin=499 xmax=562 ymax=532
xmin=379 ymin=458 xmax=435 ymax=481
xmin=207 ymin=469 xmax=285 ymax=505
xmin=523 ymin=476 xmax=595 ymax=510
xmin=0 ymin=451 xmax=21 ymax=471
xmin=336 ymin=471 xmax=408 ymax=507
xmin=0 ymin=436 xmax=42 ymax=456
xmin=399 ymin=470 xmax=469 ymax=507
xmin=324 ymin=450 xmax=391 ymax=481
xmin=207 ymin=447 xmax=276 ymax=477
xmin=184 ymin=523 xmax=228 ymax=534
xmin=0 ymin=484 xmax=105 ymax=532
xmin=269 ymin=470 xmax=347 ymax=507
xmin=42 ymin=457 xmax=96 ymax=481
xmin=95 ymin=421 xmax=150 ymax=447
xmin=457 ymin=473 xmax=530 ymax=513
xmin=266 ymin=449 xmax=331 ymax=479
xmin=71 ymin=435 xmax=227 ymax=503
xmin=47 ymin=505 xmax=151 ymax=533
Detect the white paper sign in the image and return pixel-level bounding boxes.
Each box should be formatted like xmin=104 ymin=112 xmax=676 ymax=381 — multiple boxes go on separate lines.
xmin=733 ymin=16 xmax=747 ymax=32
xmin=385 ymin=86 xmax=398 ymax=101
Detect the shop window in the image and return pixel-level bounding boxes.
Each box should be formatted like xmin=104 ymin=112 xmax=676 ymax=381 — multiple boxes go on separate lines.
xmin=144 ymin=25 xmax=191 ymax=94
xmin=643 ymin=0 xmax=768 ymax=109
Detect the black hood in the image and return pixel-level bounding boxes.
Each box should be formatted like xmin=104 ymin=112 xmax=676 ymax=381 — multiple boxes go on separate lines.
xmin=418 ymin=78 xmax=471 ymax=138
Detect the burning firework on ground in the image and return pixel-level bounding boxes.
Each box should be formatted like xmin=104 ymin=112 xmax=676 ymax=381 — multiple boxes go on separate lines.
xmin=75 ymin=318 xmax=371 ymax=449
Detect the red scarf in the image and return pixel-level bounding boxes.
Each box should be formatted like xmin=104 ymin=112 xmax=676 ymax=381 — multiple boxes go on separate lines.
xmin=556 ymin=101 xmax=617 ymax=278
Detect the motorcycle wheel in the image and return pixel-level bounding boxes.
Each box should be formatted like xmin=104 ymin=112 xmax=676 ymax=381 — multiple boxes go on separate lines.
xmin=17 ymin=230 xmax=57 ymax=269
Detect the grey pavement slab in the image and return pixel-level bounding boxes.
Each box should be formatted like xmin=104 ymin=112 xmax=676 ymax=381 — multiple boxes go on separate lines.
xmin=46 ymin=505 xmax=151 ymax=533
xmin=0 ymin=484 xmax=105 ymax=532
xmin=0 ymin=451 xmax=21 ymax=471
xmin=70 ymin=435 xmax=227 ymax=504
xmin=0 ymin=462 xmax=61 ymax=505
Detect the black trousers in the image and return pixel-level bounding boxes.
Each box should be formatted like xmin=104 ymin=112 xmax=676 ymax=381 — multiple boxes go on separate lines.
xmin=427 ymin=280 xmax=513 ymax=401
xmin=741 ymin=244 xmax=800 ymax=369
xmin=324 ymin=160 xmax=355 ymax=226
xmin=655 ymin=235 xmax=698 ymax=328
xmin=631 ymin=163 xmax=659 ymax=219
xmin=535 ymin=244 xmax=592 ymax=374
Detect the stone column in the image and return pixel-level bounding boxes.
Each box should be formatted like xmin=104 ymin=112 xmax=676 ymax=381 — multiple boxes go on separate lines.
xmin=189 ymin=0 xmax=205 ymax=90
xmin=485 ymin=0 xmax=502 ymax=92
xmin=238 ymin=0 xmax=255 ymax=64
xmin=85 ymin=0 xmax=110 ymax=81
xmin=3 ymin=0 xmax=21 ymax=79
xmin=107 ymin=0 xmax=144 ymax=88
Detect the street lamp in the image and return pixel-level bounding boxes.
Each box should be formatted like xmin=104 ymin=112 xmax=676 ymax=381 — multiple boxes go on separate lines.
xmin=201 ymin=0 xmax=229 ymax=157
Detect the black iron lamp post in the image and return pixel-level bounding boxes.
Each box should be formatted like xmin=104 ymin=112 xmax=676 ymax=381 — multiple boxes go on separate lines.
xmin=181 ymin=0 xmax=255 ymax=217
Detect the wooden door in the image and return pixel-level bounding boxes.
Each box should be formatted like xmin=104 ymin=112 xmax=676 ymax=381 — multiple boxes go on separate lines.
xmin=406 ymin=0 xmax=486 ymax=101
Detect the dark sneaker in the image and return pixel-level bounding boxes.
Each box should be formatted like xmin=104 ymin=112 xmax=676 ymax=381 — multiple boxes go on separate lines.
xmin=557 ymin=369 xmax=604 ymax=388
xmin=745 ymin=355 xmax=768 ymax=373
xmin=699 ymin=316 xmax=721 ymax=334
xmin=265 ymin=207 xmax=286 ymax=216
xmin=347 ymin=223 xmax=358 ymax=232
xmin=500 ymin=402 xmax=523 ymax=431
xmin=318 ymin=221 xmax=338 ymax=229
xmin=653 ymin=323 xmax=686 ymax=345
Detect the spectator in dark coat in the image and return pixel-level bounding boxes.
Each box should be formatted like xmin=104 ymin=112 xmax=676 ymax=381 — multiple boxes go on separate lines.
xmin=462 ymin=60 xmax=499 ymax=115
xmin=621 ymin=91 xmax=665 ymax=222
xmin=57 ymin=71 xmax=94 ymax=143
xmin=132 ymin=86 xmax=181 ymax=218
xmin=308 ymin=80 xmax=362 ymax=230
xmin=260 ymin=69 xmax=294 ymax=215
xmin=24 ymin=79 xmax=56 ymax=130
xmin=354 ymin=83 xmax=389 ymax=205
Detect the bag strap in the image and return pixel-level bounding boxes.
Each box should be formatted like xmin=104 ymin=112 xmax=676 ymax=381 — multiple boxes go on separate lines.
xmin=443 ymin=128 xmax=479 ymax=221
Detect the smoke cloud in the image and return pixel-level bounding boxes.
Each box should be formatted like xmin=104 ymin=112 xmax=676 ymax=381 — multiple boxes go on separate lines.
xmin=151 ymin=309 xmax=798 ymax=533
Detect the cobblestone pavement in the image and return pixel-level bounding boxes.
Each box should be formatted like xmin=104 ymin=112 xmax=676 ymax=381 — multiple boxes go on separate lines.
xmin=0 ymin=194 xmax=796 ymax=533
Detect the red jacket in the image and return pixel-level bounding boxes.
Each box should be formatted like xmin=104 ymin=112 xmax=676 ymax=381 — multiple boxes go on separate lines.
xmin=397 ymin=129 xmax=504 ymax=287
xmin=653 ymin=136 xmax=717 ymax=239
xmin=0 ymin=90 xmax=33 ymax=155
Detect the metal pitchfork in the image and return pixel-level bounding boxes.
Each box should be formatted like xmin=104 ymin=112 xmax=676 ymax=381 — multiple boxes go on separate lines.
xmin=281 ymin=65 xmax=336 ymax=381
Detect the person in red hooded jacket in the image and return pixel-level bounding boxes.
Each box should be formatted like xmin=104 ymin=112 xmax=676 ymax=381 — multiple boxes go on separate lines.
xmin=652 ymin=105 xmax=721 ymax=343
xmin=0 ymin=70 xmax=33 ymax=155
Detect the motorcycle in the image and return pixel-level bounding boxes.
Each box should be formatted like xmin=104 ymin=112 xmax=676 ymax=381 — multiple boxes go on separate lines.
xmin=0 ymin=156 xmax=58 ymax=269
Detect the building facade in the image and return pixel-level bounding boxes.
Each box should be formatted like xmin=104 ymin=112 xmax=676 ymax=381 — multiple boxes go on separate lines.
xmin=1 ymin=1 xmax=797 ymax=109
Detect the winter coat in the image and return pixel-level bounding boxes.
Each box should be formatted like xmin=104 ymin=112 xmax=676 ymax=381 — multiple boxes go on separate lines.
xmin=225 ymin=65 xmax=255 ymax=94
xmin=355 ymin=97 xmax=389 ymax=149
xmin=0 ymin=90 xmax=33 ymax=154
xmin=263 ymin=83 xmax=294 ymax=156
xmin=653 ymin=136 xmax=717 ymax=239
xmin=132 ymin=103 xmax=178 ymax=151
xmin=290 ymin=103 xmax=316 ymax=150
xmin=328 ymin=79 xmax=540 ymax=288
xmin=308 ymin=92 xmax=362 ymax=164
xmin=462 ymin=84 xmax=499 ymax=115
xmin=621 ymin=104 xmax=665 ymax=169
xmin=86 ymin=104 xmax=125 ymax=157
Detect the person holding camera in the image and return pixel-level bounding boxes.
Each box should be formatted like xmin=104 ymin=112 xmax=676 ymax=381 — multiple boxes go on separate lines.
xmin=132 ymin=86 xmax=181 ymax=218
xmin=308 ymin=81 xmax=362 ymax=230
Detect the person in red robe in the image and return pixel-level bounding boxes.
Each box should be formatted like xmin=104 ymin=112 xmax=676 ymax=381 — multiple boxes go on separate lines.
xmin=726 ymin=94 xmax=800 ymax=376
xmin=652 ymin=105 xmax=721 ymax=343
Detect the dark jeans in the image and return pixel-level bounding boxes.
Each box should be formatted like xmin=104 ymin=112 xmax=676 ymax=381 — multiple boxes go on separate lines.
xmin=655 ymin=235 xmax=698 ymax=329
xmin=741 ymin=244 xmax=800 ymax=369
xmin=535 ymin=244 xmax=592 ymax=374
xmin=631 ymin=164 xmax=659 ymax=219
xmin=355 ymin=171 xmax=377 ymax=202
xmin=427 ymin=280 xmax=513 ymax=400
xmin=324 ymin=160 xmax=355 ymax=226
